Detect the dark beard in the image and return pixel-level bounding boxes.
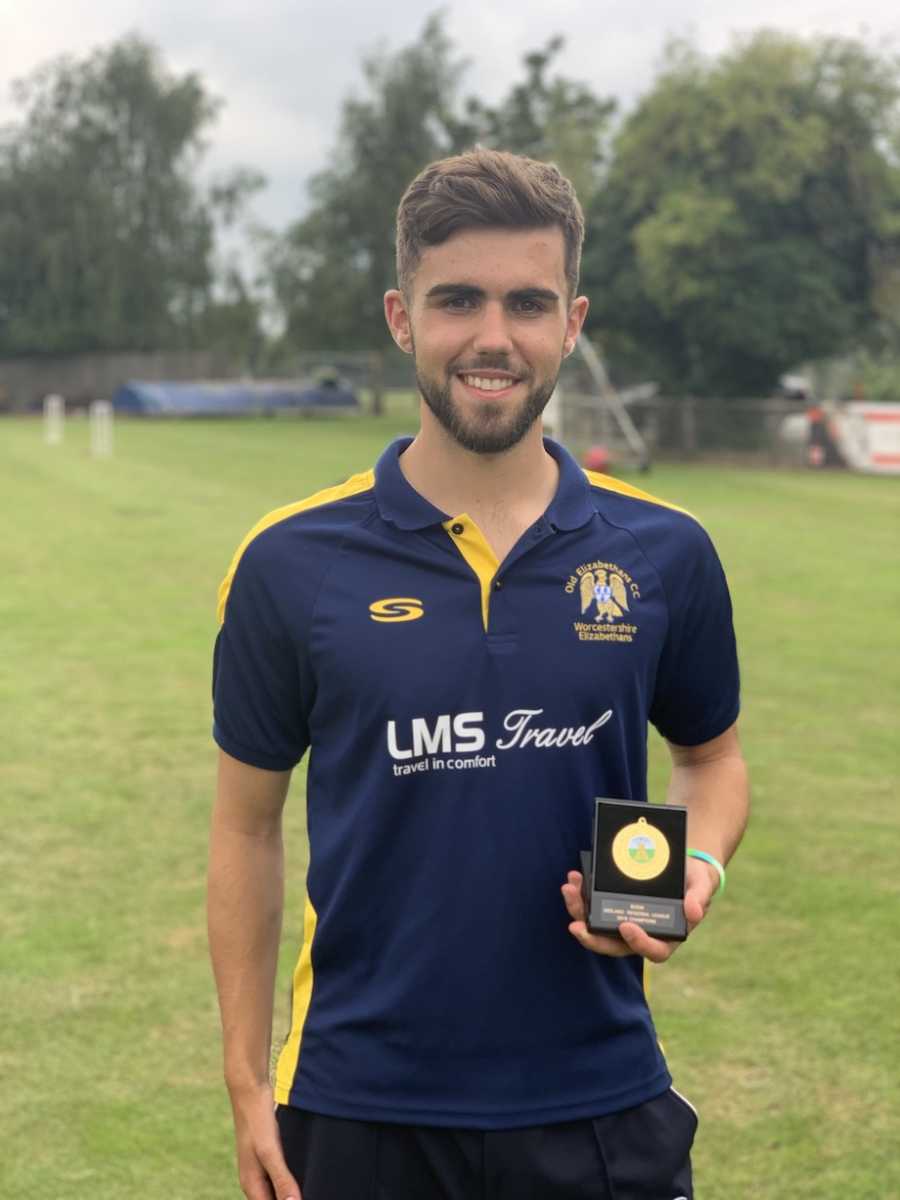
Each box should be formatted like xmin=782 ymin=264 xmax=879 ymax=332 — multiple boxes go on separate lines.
xmin=415 ymin=367 xmax=558 ymax=455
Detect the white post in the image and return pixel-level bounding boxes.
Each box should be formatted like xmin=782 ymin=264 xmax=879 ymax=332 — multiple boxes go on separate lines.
xmin=44 ymin=394 xmax=65 ymax=445
xmin=90 ymin=399 xmax=114 ymax=458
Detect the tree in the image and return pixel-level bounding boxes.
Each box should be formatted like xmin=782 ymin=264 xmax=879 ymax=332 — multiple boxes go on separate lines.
xmin=268 ymin=14 xmax=467 ymax=356
xmin=267 ymin=19 xmax=614 ymax=359
xmin=463 ymin=38 xmax=615 ymax=210
xmin=583 ymin=33 xmax=900 ymax=395
xmin=0 ymin=36 xmax=263 ymax=356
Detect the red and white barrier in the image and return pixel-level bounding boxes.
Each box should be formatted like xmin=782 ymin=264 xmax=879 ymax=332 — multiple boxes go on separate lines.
xmin=833 ymin=403 xmax=900 ymax=475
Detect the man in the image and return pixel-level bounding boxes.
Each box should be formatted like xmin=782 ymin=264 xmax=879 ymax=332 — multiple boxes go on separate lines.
xmin=208 ymin=148 xmax=749 ymax=1200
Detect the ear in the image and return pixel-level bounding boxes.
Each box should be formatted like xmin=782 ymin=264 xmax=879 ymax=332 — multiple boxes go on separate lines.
xmin=384 ymin=289 xmax=414 ymax=355
xmin=563 ymin=295 xmax=589 ymax=357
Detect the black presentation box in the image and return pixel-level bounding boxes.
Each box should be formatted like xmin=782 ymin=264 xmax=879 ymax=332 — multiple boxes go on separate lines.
xmin=580 ymin=798 xmax=687 ymax=941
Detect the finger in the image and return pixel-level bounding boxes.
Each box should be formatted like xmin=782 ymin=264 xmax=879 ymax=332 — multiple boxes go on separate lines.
xmin=685 ymin=857 xmax=720 ymax=910
xmin=683 ymin=889 xmax=706 ymax=931
xmin=561 ymin=872 xmax=587 ymax=921
xmin=257 ymin=1142 xmax=301 ymax=1200
xmin=567 ymin=918 xmax=635 ymax=957
xmin=239 ymin=1161 xmax=276 ymax=1200
xmin=617 ymin=921 xmax=674 ymax=964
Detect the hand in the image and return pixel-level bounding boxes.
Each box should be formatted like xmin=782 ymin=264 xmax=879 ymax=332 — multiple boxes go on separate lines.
xmin=229 ymin=1081 xmax=301 ymax=1200
xmin=560 ymin=856 xmax=720 ymax=964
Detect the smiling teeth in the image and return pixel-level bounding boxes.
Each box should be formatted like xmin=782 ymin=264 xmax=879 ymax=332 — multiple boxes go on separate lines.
xmin=462 ymin=375 xmax=515 ymax=391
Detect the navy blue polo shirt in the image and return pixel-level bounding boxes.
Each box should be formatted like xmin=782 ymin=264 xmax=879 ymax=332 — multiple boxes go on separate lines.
xmin=212 ymin=436 xmax=740 ymax=1128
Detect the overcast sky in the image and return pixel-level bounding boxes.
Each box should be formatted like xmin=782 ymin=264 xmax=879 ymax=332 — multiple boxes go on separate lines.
xmin=2 ymin=0 xmax=898 ymax=236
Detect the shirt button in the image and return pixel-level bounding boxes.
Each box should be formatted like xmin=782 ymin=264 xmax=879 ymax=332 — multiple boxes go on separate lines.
xmin=451 ymin=522 xmax=465 ymax=535
xmin=493 ymin=579 xmax=503 ymax=590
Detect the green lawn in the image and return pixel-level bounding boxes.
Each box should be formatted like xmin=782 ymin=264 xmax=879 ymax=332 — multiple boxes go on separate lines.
xmin=2 ymin=415 xmax=897 ymax=1198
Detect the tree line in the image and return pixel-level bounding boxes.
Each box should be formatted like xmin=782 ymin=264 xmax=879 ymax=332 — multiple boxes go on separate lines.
xmin=1 ymin=18 xmax=899 ymax=397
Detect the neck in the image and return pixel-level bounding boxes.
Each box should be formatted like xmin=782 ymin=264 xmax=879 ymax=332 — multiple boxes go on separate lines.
xmin=399 ymin=404 xmax=559 ymax=525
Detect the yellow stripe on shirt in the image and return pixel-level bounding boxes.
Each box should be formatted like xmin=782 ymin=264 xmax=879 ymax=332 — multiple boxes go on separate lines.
xmin=443 ymin=514 xmax=500 ymax=632
xmin=582 ymin=470 xmax=693 ymax=518
xmin=217 ymin=469 xmax=375 ymax=625
xmin=274 ymin=892 xmax=319 ymax=1104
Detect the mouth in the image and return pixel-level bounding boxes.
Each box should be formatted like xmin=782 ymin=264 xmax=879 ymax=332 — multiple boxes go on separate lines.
xmin=455 ymin=371 xmax=522 ymax=398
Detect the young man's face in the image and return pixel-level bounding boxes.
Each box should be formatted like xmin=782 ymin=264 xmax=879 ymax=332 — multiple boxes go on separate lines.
xmin=385 ymin=226 xmax=588 ymax=454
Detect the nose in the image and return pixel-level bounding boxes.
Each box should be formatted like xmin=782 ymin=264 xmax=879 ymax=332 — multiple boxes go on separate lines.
xmin=471 ymin=300 xmax=514 ymax=356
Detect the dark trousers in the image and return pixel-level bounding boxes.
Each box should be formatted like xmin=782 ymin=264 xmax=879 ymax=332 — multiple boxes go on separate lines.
xmin=276 ymin=1088 xmax=697 ymax=1199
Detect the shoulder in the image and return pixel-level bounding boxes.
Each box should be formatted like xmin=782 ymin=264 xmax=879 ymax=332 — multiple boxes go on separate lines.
xmin=231 ymin=468 xmax=376 ymax=557
xmin=584 ymin=469 xmax=709 ymax=545
xmin=217 ymin=468 xmax=376 ymax=622
xmin=581 ymin=470 xmax=729 ymax=606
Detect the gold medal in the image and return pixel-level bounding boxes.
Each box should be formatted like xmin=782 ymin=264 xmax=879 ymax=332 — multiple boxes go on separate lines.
xmin=611 ymin=816 xmax=670 ymax=881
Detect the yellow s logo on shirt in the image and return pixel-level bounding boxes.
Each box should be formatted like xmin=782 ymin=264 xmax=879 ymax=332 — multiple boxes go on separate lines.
xmin=369 ymin=598 xmax=425 ymax=623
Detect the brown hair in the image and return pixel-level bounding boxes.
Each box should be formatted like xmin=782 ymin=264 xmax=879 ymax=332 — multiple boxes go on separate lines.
xmin=395 ymin=147 xmax=585 ymax=298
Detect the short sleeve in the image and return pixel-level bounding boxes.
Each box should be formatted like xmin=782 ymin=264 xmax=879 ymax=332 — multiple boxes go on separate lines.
xmin=649 ymin=525 xmax=740 ymax=746
xmin=212 ymin=538 xmax=311 ymax=770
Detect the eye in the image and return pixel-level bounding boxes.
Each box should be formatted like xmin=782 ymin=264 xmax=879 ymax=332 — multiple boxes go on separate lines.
xmin=513 ymin=298 xmax=546 ymax=315
xmin=443 ymin=294 xmax=478 ymax=311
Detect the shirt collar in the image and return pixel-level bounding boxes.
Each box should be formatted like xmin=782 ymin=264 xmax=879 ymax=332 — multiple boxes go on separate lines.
xmin=543 ymin=437 xmax=597 ymax=531
xmin=374 ymin=437 xmax=448 ymax=530
xmin=374 ymin=436 xmax=595 ymax=533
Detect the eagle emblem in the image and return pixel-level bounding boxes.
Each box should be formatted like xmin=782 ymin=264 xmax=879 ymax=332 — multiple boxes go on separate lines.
xmin=580 ymin=569 xmax=629 ymax=623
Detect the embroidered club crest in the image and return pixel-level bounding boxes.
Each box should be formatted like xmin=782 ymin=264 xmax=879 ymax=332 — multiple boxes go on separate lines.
xmin=580 ymin=569 xmax=629 ymax=623
xmin=565 ymin=560 xmax=640 ymax=643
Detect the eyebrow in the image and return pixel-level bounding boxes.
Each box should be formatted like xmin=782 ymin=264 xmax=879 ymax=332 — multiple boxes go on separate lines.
xmin=424 ymin=283 xmax=561 ymax=304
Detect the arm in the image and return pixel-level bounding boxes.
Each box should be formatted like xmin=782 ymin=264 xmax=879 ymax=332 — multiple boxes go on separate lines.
xmin=207 ymin=749 xmax=301 ymax=1200
xmin=667 ymin=721 xmax=749 ymax=884
xmin=562 ymin=722 xmax=749 ymax=963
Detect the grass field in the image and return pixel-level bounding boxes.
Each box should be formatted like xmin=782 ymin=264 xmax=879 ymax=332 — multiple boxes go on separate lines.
xmin=2 ymin=413 xmax=898 ymax=1198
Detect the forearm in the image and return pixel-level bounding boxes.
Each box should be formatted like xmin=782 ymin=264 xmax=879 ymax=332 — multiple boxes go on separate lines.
xmin=667 ymin=729 xmax=749 ymax=866
xmin=207 ymin=816 xmax=285 ymax=1092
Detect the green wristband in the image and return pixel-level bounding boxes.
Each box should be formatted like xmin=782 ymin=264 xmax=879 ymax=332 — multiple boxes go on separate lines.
xmin=686 ymin=849 xmax=726 ymax=895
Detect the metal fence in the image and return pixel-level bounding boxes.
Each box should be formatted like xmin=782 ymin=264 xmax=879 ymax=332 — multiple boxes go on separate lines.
xmin=0 ymin=348 xmax=243 ymax=412
xmin=641 ymin=396 xmax=809 ymax=459
xmin=556 ymin=389 xmax=810 ymax=466
xmin=1 ymin=345 xmax=811 ymax=466
xmin=0 ymin=347 xmax=416 ymax=414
